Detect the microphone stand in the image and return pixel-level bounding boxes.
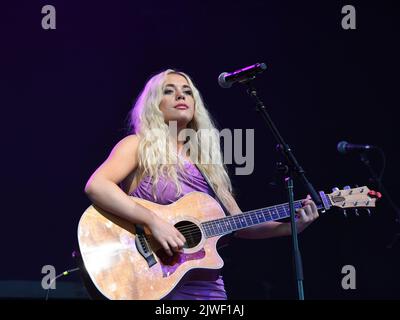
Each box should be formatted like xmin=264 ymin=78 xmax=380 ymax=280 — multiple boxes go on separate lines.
xmin=359 ymin=152 xmax=400 ymax=248
xmin=243 ymin=82 xmax=323 ymax=300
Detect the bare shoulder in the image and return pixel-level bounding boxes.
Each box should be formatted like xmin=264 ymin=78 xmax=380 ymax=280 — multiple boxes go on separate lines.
xmin=114 ymin=134 xmax=140 ymax=152
xmin=90 ymin=134 xmax=141 ymax=185
xmin=108 ymin=134 xmax=141 ymax=167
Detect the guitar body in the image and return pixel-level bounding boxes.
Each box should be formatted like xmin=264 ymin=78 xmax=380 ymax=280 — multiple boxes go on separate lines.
xmin=77 ymin=192 xmax=226 ymax=300
xmin=77 ymin=185 xmax=378 ymax=300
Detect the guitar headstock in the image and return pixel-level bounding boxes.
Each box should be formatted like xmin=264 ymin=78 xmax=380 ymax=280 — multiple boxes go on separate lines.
xmin=326 ymin=186 xmax=381 ymax=217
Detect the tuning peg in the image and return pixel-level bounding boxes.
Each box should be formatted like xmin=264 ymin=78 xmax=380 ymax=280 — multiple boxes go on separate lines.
xmin=354 ymin=209 xmax=359 ymax=216
xmin=368 ymin=190 xmax=382 ymax=199
xmin=366 ymin=209 xmax=372 ymax=216
xmin=332 ymin=187 xmax=339 ymax=192
xmin=343 ymin=185 xmax=353 ymax=194
xmin=343 ymin=209 xmax=348 ymax=218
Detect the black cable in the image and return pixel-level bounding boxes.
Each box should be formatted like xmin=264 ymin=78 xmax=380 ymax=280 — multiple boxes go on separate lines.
xmin=44 ymin=267 xmax=80 ymax=301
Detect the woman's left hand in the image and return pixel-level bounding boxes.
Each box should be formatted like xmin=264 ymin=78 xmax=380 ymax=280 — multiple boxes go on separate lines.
xmin=295 ymin=195 xmax=319 ymax=233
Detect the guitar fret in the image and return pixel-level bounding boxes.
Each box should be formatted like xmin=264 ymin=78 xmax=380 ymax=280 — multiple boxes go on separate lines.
xmin=271 ymin=207 xmax=279 ymax=220
xmin=211 ymin=224 xmax=216 ymax=236
xmin=216 ymin=222 xmax=222 ymax=234
xmin=233 ymin=216 xmax=240 ymax=229
xmin=277 ymin=205 xmax=286 ymax=218
xmin=213 ymin=222 xmax=218 ymax=235
xmin=211 ymin=222 xmax=218 ymax=236
xmin=229 ymin=218 xmax=235 ymax=230
xmin=257 ymin=212 xmax=265 ymax=223
xmin=220 ymin=221 xmax=227 ymax=233
xmin=264 ymin=210 xmax=272 ymax=222
xmin=278 ymin=206 xmax=285 ymax=219
xmin=203 ymin=223 xmax=210 ymax=236
xmin=280 ymin=206 xmax=288 ymax=218
xmin=217 ymin=222 xmax=222 ymax=234
xmin=221 ymin=221 xmax=226 ymax=233
xmin=219 ymin=221 xmax=225 ymax=233
xmin=245 ymin=214 xmax=252 ymax=226
xmin=254 ymin=214 xmax=258 ymax=223
xmin=240 ymin=216 xmax=247 ymax=228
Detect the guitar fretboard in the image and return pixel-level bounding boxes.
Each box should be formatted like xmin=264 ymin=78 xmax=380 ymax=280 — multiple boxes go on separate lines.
xmin=201 ymin=200 xmax=325 ymax=238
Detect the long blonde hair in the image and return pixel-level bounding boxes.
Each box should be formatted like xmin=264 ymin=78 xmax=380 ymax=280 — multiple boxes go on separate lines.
xmin=128 ymin=69 xmax=234 ymax=206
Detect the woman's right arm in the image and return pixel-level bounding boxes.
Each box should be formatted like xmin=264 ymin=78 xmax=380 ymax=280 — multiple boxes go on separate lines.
xmin=84 ymin=135 xmax=185 ymax=256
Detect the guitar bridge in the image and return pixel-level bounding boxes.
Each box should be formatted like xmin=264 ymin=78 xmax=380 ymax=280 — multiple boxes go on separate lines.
xmin=135 ymin=229 xmax=157 ymax=268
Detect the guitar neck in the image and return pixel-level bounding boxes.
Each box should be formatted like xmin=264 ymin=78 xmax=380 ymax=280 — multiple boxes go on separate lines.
xmin=201 ymin=199 xmax=326 ymax=238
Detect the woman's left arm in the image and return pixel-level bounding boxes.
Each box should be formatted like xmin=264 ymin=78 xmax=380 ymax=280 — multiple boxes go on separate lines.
xmin=224 ymin=194 xmax=319 ymax=239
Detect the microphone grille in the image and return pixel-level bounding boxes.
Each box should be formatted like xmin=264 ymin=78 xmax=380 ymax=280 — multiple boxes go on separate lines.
xmin=337 ymin=141 xmax=348 ymax=154
xmin=218 ymin=72 xmax=231 ymax=88
xmin=259 ymin=62 xmax=267 ymax=71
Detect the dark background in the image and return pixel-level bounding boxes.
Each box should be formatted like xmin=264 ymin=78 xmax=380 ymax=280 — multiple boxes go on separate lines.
xmin=1 ymin=0 xmax=399 ymax=299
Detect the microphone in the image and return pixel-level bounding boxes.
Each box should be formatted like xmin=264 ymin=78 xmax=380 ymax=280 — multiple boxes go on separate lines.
xmin=218 ymin=63 xmax=267 ymax=88
xmin=337 ymin=141 xmax=377 ymax=154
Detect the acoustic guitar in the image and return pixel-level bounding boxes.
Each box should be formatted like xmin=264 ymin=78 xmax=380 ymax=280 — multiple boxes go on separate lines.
xmin=77 ymin=186 xmax=380 ymax=300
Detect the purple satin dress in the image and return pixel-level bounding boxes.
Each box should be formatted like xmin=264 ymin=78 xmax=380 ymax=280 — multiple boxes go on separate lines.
xmin=130 ymin=160 xmax=227 ymax=300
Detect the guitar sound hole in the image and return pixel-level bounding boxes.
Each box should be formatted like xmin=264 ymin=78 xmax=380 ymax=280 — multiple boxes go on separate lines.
xmin=175 ymin=221 xmax=202 ymax=249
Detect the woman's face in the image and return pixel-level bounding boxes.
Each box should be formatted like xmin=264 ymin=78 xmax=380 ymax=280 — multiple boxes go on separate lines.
xmin=159 ymin=73 xmax=195 ymax=128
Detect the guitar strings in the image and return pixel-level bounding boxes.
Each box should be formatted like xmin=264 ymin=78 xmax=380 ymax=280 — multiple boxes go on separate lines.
xmin=149 ymin=201 xmax=306 ymax=241
xmin=174 ymin=211 xmax=297 ymax=236
xmin=144 ymin=199 xmax=326 ymax=241
xmin=173 ymin=203 xmax=302 ymax=235
xmin=138 ymin=201 xmax=306 ymax=239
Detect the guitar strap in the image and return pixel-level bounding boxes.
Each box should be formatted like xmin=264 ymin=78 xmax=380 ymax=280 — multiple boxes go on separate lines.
xmin=194 ymin=164 xmax=235 ymax=250
xmin=194 ymin=164 xmax=231 ymax=217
